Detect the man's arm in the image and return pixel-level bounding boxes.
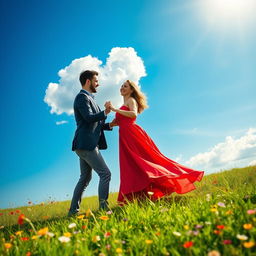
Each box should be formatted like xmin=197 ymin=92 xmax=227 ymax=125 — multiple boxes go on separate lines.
xmin=77 ymin=94 xmax=107 ymax=123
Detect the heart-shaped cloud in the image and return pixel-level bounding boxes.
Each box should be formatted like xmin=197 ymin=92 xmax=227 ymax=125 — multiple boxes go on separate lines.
xmin=44 ymin=47 xmax=147 ymax=115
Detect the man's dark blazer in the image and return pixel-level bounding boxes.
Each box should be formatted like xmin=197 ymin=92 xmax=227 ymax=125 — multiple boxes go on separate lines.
xmin=72 ymin=89 xmax=112 ymax=151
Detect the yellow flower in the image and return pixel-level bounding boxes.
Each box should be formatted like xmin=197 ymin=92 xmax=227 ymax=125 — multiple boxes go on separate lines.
xmin=32 ymin=235 xmax=38 ymax=240
xmin=225 ymin=210 xmax=233 ymax=215
xmin=116 ymin=248 xmax=122 ymax=253
xmin=99 ymin=216 xmax=109 ymax=220
xmin=86 ymin=209 xmax=92 ymax=217
xmin=15 ymin=231 xmax=23 ymax=236
xmin=64 ymin=232 xmax=72 ymax=237
xmin=183 ymin=225 xmax=189 ymax=230
xmin=243 ymin=241 xmax=255 ymax=248
xmin=145 ymin=239 xmax=153 ymax=244
xmin=37 ymin=227 xmax=49 ymax=236
xmin=92 ymin=235 xmax=101 ymax=242
xmin=4 ymin=243 xmax=12 ymax=249
xmin=77 ymin=215 xmax=85 ymax=219
xmin=210 ymin=208 xmax=218 ymax=212
xmin=243 ymin=224 xmax=253 ymax=230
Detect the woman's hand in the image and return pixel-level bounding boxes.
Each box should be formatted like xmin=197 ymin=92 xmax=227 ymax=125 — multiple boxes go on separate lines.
xmin=108 ymin=101 xmax=116 ymax=112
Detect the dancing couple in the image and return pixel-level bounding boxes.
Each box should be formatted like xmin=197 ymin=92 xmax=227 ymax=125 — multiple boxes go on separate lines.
xmin=68 ymin=70 xmax=204 ymax=216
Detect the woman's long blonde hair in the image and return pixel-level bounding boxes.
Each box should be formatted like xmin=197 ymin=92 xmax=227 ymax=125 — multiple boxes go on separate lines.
xmin=127 ymin=80 xmax=148 ymax=114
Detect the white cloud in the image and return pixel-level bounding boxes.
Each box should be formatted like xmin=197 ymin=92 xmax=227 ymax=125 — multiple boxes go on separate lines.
xmin=44 ymin=47 xmax=146 ymax=115
xmin=56 ymin=120 xmax=68 ymax=125
xmin=249 ymin=159 xmax=256 ymax=166
xmin=186 ymin=128 xmax=256 ymax=171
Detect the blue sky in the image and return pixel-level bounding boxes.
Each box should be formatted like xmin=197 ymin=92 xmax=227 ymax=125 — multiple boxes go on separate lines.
xmin=1 ymin=0 xmax=256 ymax=209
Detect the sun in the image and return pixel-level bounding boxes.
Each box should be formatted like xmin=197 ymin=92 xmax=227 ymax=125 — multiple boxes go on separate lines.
xmin=197 ymin=0 xmax=256 ymax=32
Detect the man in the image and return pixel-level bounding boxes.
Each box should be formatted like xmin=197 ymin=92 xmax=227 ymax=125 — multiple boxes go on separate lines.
xmin=68 ymin=70 xmax=113 ymax=216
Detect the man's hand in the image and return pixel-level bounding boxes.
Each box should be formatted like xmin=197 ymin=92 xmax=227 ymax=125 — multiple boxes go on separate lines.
xmin=104 ymin=101 xmax=111 ymax=115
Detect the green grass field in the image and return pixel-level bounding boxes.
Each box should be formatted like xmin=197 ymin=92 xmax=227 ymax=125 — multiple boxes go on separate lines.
xmin=1 ymin=166 xmax=256 ymax=255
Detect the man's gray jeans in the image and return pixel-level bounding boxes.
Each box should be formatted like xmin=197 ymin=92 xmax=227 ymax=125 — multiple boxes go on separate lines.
xmin=69 ymin=147 xmax=111 ymax=214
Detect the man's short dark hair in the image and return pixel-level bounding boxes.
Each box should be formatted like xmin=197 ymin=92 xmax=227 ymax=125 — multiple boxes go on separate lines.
xmin=79 ymin=70 xmax=98 ymax=86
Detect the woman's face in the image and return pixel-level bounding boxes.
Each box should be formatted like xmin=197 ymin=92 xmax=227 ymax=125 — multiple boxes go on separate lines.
xmin=120 ymin=81 xmax=133 ymax=96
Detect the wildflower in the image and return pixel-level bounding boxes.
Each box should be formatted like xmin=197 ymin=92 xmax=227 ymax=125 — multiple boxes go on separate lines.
xmin=68 ymin=223 xmax=76 ymax=229
xmin=236 ymin=234 xmax=248 ymax=240
xmin=183 ymin=225 xmax=189 ymax=230
xmin=85 ymin=209 xmax=91 ymax=217
xmin=99 ymin=253 xmax=106 ymax=256
xmin=173 ymin=231 xmax=181 ymax=236
xmin=104 ymin=232 xmax=111 ymax=238
xmin=160 ymin=207 xmax=168 ymax=213
xmin=27 ymin=208 xmax=32 ymax=212
xmin=9 ymin=211 xmax=14 ymax=215
xmin=147 ymin=191 xmax=154 ymax=195
xmin=64 ymin=232 xmax=72 ymax=237
xmin=46 ymin=232 xmax=55 ymax=237
xmin=195 ymin=224 xmax=203 ymax=229
xmin=106 ymin=210 xmax=113 ymax=215
xmin=0 ymin=226 xmax=4 ymax=229
xmin=58 ymin=236 xmax=70 ymax=243
xmin=183 ymin=241 xmax=193 ymax=248
xmin=205 ymin=221 xmax=212 ymax=225
xmin=40 ymin=202 xmax=45 ymax=206
xmin=243 ymin=224 xmax=253 ymax=230
xmin=15 ymin=231 xmax=23 ymax=236
xmin=82 ymin=225 xmax=87 ymax=229
xmin=155 ymin=231 xmax=161 ymax=236
xmin=37 ymin=227 xmax=49 ymax=236
xmin=193 ymin=231 xmax=199 ymax=236
xmin=26 ymin=252 xmax=32 ymax=256
xmin=106 ymin=244 xmax=111 ymax=250
xmin=18 ymin=214 xmax=26 ymax=225
xmin=225 ymin=210 xmax=233 ymax=215
xmin=217 ymin=202 xmax=226 ymax=208
xmin=21 ymin=237 xmax=29 ymax=241
xmin=145 ymin=239 xmax=153 ymax=244
xmin=16 ymin=210 xmax=21 ymax=214
xmin=92 ymin=235 xmax=101 ymax=242
xmin=217 ymin=225 xmax=225 ymax=230
xmin=42 ymin=216 xmax=49 ymax=220
xmin=32 ymin=235 xmax=38 ymax=240
xmin=223 ymin=240 xmax=232 ymax=244
xmin=0 ymin=213 xmax=3 ymax=216
xmin=243 ymin=241 xmax=255 ymax=248
xmin=208 ymin=250 xmax=221 ymax=256
xmin=28 ymin=201 xmax=32 ymax=205
xmin=123 ymin=218 xmax=128 ymax=221
xmin=4 ymin=243 xmax=12 ymax=249
xmin=77 ymin=215 xmax=85 ymax=219
xmin=99 ymin=216 xmax=109 ymax=220
xmin=247 ymin=209 xmax=256 ymax=215
xmin=213 ymin=230 xmax=221 ymax=235
xmin=206 ymin=194 xmax=211 ymax=201
xmin=116 ymin=248 xmax=122 ymax=253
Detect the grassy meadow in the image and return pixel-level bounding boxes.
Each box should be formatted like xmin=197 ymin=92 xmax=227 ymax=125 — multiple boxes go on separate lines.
xmin=0 ymin=166 xmax=256 ymax=255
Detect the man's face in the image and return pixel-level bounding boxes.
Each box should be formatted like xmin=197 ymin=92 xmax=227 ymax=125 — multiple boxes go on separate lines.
xmin=89 ymin=75 xmax=99 ymax=93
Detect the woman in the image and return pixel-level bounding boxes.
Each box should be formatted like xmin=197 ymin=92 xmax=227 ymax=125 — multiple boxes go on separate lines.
xmin=109 ymin=80 xmax=204 ymax=203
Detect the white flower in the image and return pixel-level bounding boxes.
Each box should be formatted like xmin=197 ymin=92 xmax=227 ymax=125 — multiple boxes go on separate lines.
xmin=205 ymin=221 xmax=212 ymax=225
xmin=236 ymin=234 xmax=248 ymax=240
xmin=147 ymin=191 xmax=154 ymax=195
xmin=46 ymin=232 xmax=55 ymax=237
xmin=172 ymin=231 xmax=181 ymax=236
xmin=206 ymin=194 xmax=211 ymax=201
xmin=68 ymin=223 xmax=76 ymax=229
xmin=58 ymin=236 xmax=71 ymax=243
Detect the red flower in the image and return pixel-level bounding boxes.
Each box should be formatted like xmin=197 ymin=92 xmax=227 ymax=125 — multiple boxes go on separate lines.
xmin=217 ymin=225 xmax=225 ymax=229
xmin=16 ymin=210 xmax=21 ymax=214
xmin=183 ymin=241 xmax=194 ymax=248
xmin=213 ymin=230 xmax=221 ymax=235
xmin=18 ymin=214 xmax=26 ymax=225
xmin=0 ymin=213 xmax=3 ymax=216
xmin=21 ymin=237 xmax=29 ymax=241
xmin=223 ymin=240 xmax=232 ymax=245
xmin=9 ymin=211 xmax=14 ymax=215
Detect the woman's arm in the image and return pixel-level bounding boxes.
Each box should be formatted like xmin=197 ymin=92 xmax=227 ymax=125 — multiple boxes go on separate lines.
xmin=110 ymin=98 xmax=138 ymax=118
